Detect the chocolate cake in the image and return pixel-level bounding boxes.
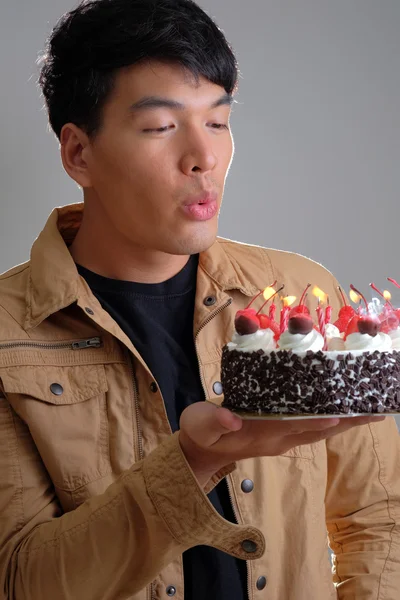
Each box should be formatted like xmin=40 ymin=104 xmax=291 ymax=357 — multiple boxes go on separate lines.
xmin=220 ymin=283 xmax=400 ymax=418
xmin=221 ymin=347 xmax=400 ymax=416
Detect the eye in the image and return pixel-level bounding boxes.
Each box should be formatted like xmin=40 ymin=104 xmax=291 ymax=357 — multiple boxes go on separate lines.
xmin=208 ymin=123 xmax=229 ymax=130
xmin=142 ymin=125 xmax=174 ymax=133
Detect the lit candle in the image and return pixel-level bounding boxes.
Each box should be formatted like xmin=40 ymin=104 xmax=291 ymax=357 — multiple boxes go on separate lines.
xmin=280 ymin=306 xmax=290 ymax=334
xmin=242 ymin=280 xmax=277 ymax=313
xmin=256 ymin=285 xmax=284 ymax=318
xmin=280 ymin=296 xmax=296 ymax=333
xmin=325 ymin=297 xmax=332 ymax=324
xmin=312 ymin=287 xmax=328 ymax=350
xmin=349 ymin=288 xmax=362 ymax=315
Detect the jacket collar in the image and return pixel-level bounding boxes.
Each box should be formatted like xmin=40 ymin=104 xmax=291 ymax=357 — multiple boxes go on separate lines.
xmin=25 ymin=203 xmax=257 ymax=330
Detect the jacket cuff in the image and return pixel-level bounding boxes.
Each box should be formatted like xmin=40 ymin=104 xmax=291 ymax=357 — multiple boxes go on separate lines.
xmin=143 ymin=432 xmax=265 ymax=560
xmin=204 ymin=463 xmax=237 ymax=495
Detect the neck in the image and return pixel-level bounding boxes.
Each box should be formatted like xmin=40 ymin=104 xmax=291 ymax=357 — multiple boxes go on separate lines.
xmin=69 ymin=205 xmax=189 ymax=284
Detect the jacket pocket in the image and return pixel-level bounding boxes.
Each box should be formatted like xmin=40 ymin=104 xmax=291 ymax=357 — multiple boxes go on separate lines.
xmin=0 ymin=364 xmax=110 ymax=497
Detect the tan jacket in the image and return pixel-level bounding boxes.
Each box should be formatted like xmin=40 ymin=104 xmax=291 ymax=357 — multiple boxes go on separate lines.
xmin=0 ymin=203 xmax=399 ymax=600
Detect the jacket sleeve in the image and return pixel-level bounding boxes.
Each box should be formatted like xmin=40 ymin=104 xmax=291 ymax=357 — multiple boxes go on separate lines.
xmin=325 ymin=417 xmax=400 ymax=599
xmin=0 ymin=397 xmax=264 ymax=600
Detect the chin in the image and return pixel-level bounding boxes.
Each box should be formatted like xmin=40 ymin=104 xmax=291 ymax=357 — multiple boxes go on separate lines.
xmin=165 ymin=224 xmax=218 ymax=256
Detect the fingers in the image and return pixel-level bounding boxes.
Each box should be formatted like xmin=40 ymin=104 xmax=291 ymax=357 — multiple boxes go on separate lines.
xmin=323 ymin=415 xmax=386 ymax=437
xmin=180 ymin=402 xmax=243 ymax=449
xmin=215 ymin=405 xmax=244 ymax=433
xmin=287 ymin=414 xmax=386 ymax=434
xmin=286 ymin=417 xmax=340 ymax=434
xmin=285 ymin=415 xmax=387 ymax=448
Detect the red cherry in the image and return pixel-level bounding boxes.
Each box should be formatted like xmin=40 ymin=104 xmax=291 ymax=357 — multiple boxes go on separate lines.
xmin=336 ymin=287 xmax=355 ymax=332
xmin=289 ymin=283 xmax=311 ymax=318
xmin=358 ymin=316 xmax=380 ymax=337
xmin=338 ymin=306 xmax=355 ymax=319
xmin=258 ymin=314 xmax=280 ymax=340
xmin=289 ymin=304 xmax=310 ymax=318
xmin=345 ymin=314 xmax=380 ymax=338
xmin=234 ymin=312 xmax=260 ymax=336
xmin=334 ymin=317 xmax=351 ymax=333
xmin=288 ymin=314 xmax=313 ymax=335
xmin=258 ymin=314 xmax=272 ymax=329
xmin=236 ymin=308 xmax=257 ymax=319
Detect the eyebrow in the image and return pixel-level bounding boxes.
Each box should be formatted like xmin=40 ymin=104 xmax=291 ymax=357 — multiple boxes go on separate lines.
xmin=129 ymin=93 xmax=234 ymax=112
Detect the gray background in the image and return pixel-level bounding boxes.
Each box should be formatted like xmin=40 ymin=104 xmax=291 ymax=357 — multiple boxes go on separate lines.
xmin=0 ymin=1 xmax=399 ymax=429
xmin=1 ymin=1 xmax=399 ymax=294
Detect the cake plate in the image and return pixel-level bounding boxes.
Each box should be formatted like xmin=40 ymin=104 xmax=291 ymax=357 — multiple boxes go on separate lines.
xmin=227 ymin=409 xmax=400 ymax=421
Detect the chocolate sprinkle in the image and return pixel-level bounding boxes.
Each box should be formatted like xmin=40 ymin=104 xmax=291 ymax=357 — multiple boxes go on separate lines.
xmin=221 ymin=347 xmax=400 ymax=415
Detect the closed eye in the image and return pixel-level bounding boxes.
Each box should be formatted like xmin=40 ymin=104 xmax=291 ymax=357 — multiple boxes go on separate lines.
xmin=142 ymin=125 xmax=174 ymax=133
xmin=142 ymin=123 xmax=229 ymax=133
xmin=208 ymin=123 xmax=229 ymax=130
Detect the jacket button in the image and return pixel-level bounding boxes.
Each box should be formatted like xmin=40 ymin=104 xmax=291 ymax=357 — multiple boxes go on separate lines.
xmin=203 ymin=295 xmax=216 ymax=306
xmin=150 ymin=382 xmax=158 ymax=393
xmin=213 ymin=381 xmax=223 ymax=395
xmin=256 ymin=576 xmax=267 ymax=590
xmin=241 ymin=539 xmax=258 ymax=554
xmin=50 ymin=383 xmax=64 ymax=396
xmin=241 ymin=479 xmax=254 ymax=493
xmin=85 ymin=307 xmax=94 ymax=315
xmin=166 ymin=586 xmax=176 ymax=596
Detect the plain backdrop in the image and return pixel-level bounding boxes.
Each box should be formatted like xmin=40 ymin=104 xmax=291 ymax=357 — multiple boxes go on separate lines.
xmin=0 ymin=1 xmax=399 ymax=429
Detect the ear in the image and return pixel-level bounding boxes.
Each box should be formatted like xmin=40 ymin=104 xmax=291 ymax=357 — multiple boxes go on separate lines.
xmin=60 ymin=123 xmax=93 ymax=188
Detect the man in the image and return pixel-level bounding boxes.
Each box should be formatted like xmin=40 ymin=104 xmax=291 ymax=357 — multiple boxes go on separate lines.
xmin=0 ymin=0 xmax=399 ymax=598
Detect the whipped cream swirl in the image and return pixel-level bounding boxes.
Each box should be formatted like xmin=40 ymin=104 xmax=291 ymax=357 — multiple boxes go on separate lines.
xmin=278 ymin=329 xmax=324 ymax=353
xmin=325 ymin=323 xmax=341 ymax=339
xmin=345 ymin=332 xmax=392 ymax=352
xmin=325 ymin=323 xmax=345 ymax=351
xmin=229 ymin=328 xmax=276 ymax=352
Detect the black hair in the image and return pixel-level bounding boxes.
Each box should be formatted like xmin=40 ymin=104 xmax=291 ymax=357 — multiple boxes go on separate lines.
xmin=38 ymin=0 xmax=238 ymax=139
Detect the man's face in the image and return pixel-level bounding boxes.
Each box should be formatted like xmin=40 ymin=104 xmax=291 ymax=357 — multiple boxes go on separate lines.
xmin=81 ymin=61 xmax=234 ymax=256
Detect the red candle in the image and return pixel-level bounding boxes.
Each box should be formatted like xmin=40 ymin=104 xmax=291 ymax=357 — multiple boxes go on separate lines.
xmin=280 ymin=306 xmax=290 ymax=334
xmin=316 ymin=301 xmax=327 ymax=350
xmin=269 ymin=303 xmax=276 ymax=321
xmin=325 ymin=304 xmax=332 ymax=324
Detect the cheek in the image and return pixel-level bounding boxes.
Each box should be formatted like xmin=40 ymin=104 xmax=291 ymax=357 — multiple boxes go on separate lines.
xmin=92 ymin=143 xmax=154 ymax=190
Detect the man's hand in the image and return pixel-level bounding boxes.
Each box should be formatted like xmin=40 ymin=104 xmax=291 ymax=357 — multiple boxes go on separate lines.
xmin=179 ymin=401 xmax=385 ymax=486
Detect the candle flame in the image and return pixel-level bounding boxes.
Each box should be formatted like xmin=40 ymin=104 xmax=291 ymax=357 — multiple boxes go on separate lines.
xmin=383 ymin=290 xmax=392 ymax=301
xmin=263 ymin=286 xmax=276 ymax=302
xmin=282 ymin=296 xmax=296 ymax=307
xmin=349 ymin=289 xmax=361 ymax=304
xmin=312 ymin=286 xmax=328 ymax=304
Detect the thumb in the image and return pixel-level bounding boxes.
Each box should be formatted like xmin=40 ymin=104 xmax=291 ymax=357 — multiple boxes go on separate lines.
xmin=180 ymin=401 xmax=243 ymax=449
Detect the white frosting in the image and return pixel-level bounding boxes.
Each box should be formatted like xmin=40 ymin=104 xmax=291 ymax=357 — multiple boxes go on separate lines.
xmin=228 ymin=328 xmax=276 ymax=352
xmin=278 ymin=329 xmax=325 ymax=353
xmin=228 ymin=319 xmax=396 ymax=356
xmin=389 ymin=328 xmax=400 ymax=350
xmin=325 ymin=323 xmax=341 ymax=339
xmin=345 ymin=332 xmax=392 ymax=352
xmin=327 ymin=337 xmax=346 ymax=351
xmin=326 ymin=323 xmax=345 ymax=351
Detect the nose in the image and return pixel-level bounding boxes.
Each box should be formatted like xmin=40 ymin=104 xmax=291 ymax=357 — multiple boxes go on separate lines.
xmin=179 ymin=130 xmax=218 ymax=175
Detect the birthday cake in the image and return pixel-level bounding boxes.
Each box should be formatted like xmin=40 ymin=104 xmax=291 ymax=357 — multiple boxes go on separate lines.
xmin=221 ymin=282 xmax=400 ymax=417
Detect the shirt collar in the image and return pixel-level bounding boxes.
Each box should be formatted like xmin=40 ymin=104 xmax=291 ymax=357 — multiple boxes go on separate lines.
xmin=25 ymin=202 xmax=257 ymax=329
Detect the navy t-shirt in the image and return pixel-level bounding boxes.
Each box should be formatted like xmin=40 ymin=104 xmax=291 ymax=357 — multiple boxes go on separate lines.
xmin=77 ymin=256 xmax=247 ymax=599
